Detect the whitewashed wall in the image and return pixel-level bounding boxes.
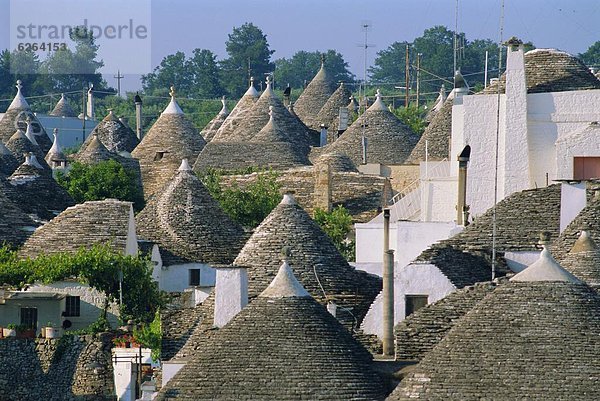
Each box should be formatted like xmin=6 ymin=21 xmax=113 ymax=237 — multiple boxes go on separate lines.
xmin=158 ymin=263 xmax=215 ymax=295
xmin=559 ymin=182 xmax=587 ymax=233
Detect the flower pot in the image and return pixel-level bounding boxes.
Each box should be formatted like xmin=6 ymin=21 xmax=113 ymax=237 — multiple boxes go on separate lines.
xmin=17 ymin=329 xmax=35 ymax=339
xmin=45 ymin=327 xmax=60 ymax=339
xmin=3 ymin=328 xmax=16 ymax=337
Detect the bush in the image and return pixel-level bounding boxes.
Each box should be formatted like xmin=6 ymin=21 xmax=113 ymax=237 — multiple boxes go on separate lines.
xmin=392 ymin=104 xmax=428 ymax=135
xmin=56 ymin=160 xmax=145 ymax=211
xmin=133 ymin=310 xmax=162 ymax=361
xmin=313 ymin=206 xmax=355 ymax=261
xmin=199 ymin=168 xmax=281 ymax=228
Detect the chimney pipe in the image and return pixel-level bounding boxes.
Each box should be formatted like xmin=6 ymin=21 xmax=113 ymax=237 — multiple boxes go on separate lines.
xmin=214 ymin=265 xmax=248 ymax=328
xmin=86 ymin=84 xmax=95 ymax=120
xmin=134 ymin=93 xmax=143 ymax=140
xmin=383 ymin=208 xmax=390 ymax=252
xmin=361 ymin=136 xmax=368 ymax=164
xmin=457 ymin=145 xmax=471 ymax=225
xmin=382 ymin=248 xmax=395 ymax=356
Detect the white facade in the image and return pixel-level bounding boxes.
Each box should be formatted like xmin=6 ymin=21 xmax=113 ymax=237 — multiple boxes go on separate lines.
xmin=157 ymin=262 xmax=215 ymax=303
xmin=360 ymin=262 xmax=456 ymax=339
xmin=213 ymin=267 xmax=248 ymax=328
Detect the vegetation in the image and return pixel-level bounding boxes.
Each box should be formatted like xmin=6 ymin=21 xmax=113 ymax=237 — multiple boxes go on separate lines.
xmin=393 ymin=104 xmax=428 ymax=135
xmin=274 ymin=50 xmax=354 ymax=88
xmin=56 ymin=160 xmax=145 ymax=211
xmin=313 ymin=206 xmax=355 ymax=261
xmin=199 ymin=168 xmax=282 ymax=228
xmin=133 ymin=311 xmax=162 ymax=361
xmin=0 ymin=244 xmax=164 ymax=324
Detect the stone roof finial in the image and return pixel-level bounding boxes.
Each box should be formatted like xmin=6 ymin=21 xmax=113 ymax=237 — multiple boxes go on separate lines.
xmin=320 ymin=53 xmax=325 ymax=68
xmin=266 ymin=75 xmax=272 ymax=89
xmin=24 ymin=117 xmax=38 ymax=145
xmin=178 ymin=158 xmax=192 ymax=172
xmin=268 ymin=105 xmax=274 ymax=120
xmin=169 ymin=85 xmax=176 ymax=99
xmin=570 ymin=230 xmax=598 ymax=253
xmin=368 ymin=89 xmax=387 ymax=111
xmin=16 ymin=80 xmax=22 ymax=92
xmin=162 ymin=85 xmax=184 ymax=115
xmin=281 ymin=191 xmax=297 ymax=205
xmin=23 ymin=152 xmax=43 ymax=169
xmin=259 ymin=258 xmax=310 ymax=299
xmin=219 ymin=96 xmax=229 ymax=115
xmin=281 ymin=246 xmax=291 ymax=261
xmin=511 ymin=236 xmax=581 ymax=283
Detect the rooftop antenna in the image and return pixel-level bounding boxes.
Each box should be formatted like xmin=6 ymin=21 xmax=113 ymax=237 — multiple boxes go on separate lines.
xmin=491 ymin=0 xmax=505 ymax=281
xmin=113 ymin=69 xmax=124 ymax=97
xmin=358 ymin=22 xmax=375 ymax=115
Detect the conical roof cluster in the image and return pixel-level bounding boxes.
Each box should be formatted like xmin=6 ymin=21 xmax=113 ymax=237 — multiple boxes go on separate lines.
xmin=7 ymin=153 xmax=74 ymax=221
xmin=324 ymin=90 xmax=419 ymax=166
xmin=0 ymin=180 xmax=37 ymax=246
xmin=314 ymin=151 xmax=358 ymax=173
xmin=0 ymin=141 xmax=19 ymax=176
xmin=84 ymin=109 xmax=139 ymax=153
xmin=0 ymin=81 xmax=52 ymax=153
xmin=314 ymin=81 xmax=353 ymax=133
xmin=209 ymin=78 xmax=259 ymax=142
xmin=155 ymin=260 xmax=386 ymax=401
xmin=49 ymin=93 xmax=77 ymax=117
xmin=234 ymin=193 xmax=381 ymax=325
xmin=135 ymin=159 xmax=246 ymax=266
xmin=131 ymin=87 xmax=206 ymax=199
xmin=200 ymin=96 xmax=229 ymax=143
xmin=293 ymin=58 xmax=338 ymax=129
xmin=560 ymin=230 xmax=600 ymax=288
xmin=6 ymin=128 xmax=51 ymax=171
xmin=389 ymin=248 xmax=600 ymax=400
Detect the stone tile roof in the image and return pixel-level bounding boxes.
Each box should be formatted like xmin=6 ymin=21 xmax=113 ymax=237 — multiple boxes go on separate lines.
xmin=199 ymin=97 xmax=229 ymax=143
xmin=135 ymin=160 xmax=246 ymax=265
xmin=169 ymin=291 xmax=216 ymax=361
xmin=0 ymin=141 xmax=19 ymax=176
xmin=0 ymin=182 xmax=37 ymax=247
xmin=322 ymin=91 xmax=419 ymax=166
xmin=131 ymin=95 xmax=206 ymax=199
xmin=160 ymin=297 xmax=205 ymax=361
xmin=560 ymin=231 xmax=600 ymax=288
xmin=7 ymin=156 xmax=74 ymax=221
xmin=483 ymin=48 xmax=600 ymax=94
xmin=45 ymin=129 xmax=67 ymax=165
xmin=19 ymin=199 xmax=134 ymax=259
xmin=445 ymin=184 xmax=562 ymax=253
xmin=155 ymin=266 xmax=386 ymax=401
xmin=405 ymin=97 xmax=453 ymax=164
xmin=394 ymin=281 xmax=498 ymax=361
xmin=210 ymin=81 xmax=259 ymax=142
xmin=6 ymin=129 xmax=51 ymax=171
xmin=293 ymin=63 xmax=338 ymax=130
xmin=388 ymin=281 xmax=600 ymax=400
xmin=314 ymin=82 xmax=353 ymax=132
xmin=49 ymin=93 xmax=77 ymax=117
xmin=551 ymin=196 xmax=600 ymax=261
xmin=84 ymin=110 xmax=139 ymax=153
xmin=233 ymin=193 xmax=382 ymax=325
xmin=314 ymin=151 xmax=359 ymax=172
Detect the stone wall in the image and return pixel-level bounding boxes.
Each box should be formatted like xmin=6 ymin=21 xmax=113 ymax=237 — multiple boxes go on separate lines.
xmin=0 ymin=334 xmax=115 ymax=401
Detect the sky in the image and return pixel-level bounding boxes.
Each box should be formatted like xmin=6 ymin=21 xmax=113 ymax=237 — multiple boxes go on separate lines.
xmin=1 ymin=0 xmax=600 ymax=93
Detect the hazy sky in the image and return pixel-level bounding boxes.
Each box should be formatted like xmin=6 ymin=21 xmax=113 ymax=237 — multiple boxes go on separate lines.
xmin=1 ymin=0 xmax=599 ymax=93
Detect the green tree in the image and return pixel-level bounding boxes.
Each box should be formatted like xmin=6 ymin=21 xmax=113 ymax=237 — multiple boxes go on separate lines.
xmin=580 ymin=41 xmax=600 ymax=69
xmin=141 ymin=51 xmax=190 ymax=96
xmin=274 ymin=50 xmax=354 ymax=89
xmin=187 ymin=49 xmax=225 ymax=98
xmin=56 ymin=160 xmax=145 ymax=211
xmin=392 ymin=104 xmax=428 ymax=135
xmin=219 ymin=23 xmax=275 ymax=97
xmin=313 ymin=206 xmax=355 ymax=261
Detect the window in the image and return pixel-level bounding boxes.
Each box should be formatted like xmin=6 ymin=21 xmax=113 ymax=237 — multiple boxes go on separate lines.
xmin=189 ymin=269 xmax=201 ymax=286
xmin=20 ymin=307 xmax=37 ymax=329
xmin=405 ymin=295 xmax=428 ymax=317
xmin=64 ymin=296 xmax=81 ymax=317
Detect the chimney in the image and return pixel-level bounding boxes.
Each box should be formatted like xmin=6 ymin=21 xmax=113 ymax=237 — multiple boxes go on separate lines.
xmin=382 ymin=247 xmax=395 ymax=356
xmin=86 ymin=84 xmax=95 ymax=120
xmin=283 ymin=83 xmax=291 ymax=107
xmin=361 ymin=136 xmax=368 ymax=164
xmin=319 ymin=124 xmax=328 ymax=147
xmin=456 ymin=145 xmax=471 ymax=225
xmin=213 ymin=265 xmax=248 ymax=328
xmin=313 ymin=162 xmax=332 ymax=212
xmin=134 ymin=92 xmax=143 ymax=140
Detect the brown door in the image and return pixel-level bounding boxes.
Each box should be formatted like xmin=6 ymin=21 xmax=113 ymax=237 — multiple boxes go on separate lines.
xmin=574 ymin=157 xmax=600 ymax=180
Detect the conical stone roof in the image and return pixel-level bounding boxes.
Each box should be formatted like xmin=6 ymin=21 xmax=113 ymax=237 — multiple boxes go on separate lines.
xmin=45 ymin=129 xmax=67 ymax=165
xmin=84 ymin=110 xmax=139 ymax=153
xmin=406 ymin=97 xmax=453 ymax=164
xmin=561 ymin=230 xmax=600 ymax=288
xmin=389 ymin=249 xmax=600 ymax=400
xmin=293 ymin=60 xmax=337 ymax=129
xmin=135 ymin=159 xmax=246 ymax=266
xmin=210 ymin=79 xmax=259 ymax=142
xmin=314 ymin=82 xmax=353 ymax=132
xmin=0 ymin=179 xmax=37 ymax=246
xmin=0 ymin=141 xmax=19 ymax=176
xmin=314 ymin=151 xmax=359 ymax=173
xmin=7 ymin=154 xmax=75 ymax=221
xmin=324 ymin=90 xmax=419 ymax=166
xmin=155 ymin=261 xmax=386 ymax=401
xmin=131 ymin=87 xmax=206 ymax=199
xmin=0 ymin=81 xmax=52 ymax=153
xmin=49 ymin=93 xmax=77 ymax=117
xmin=233 ymin=193 xmax=381 ymax=325
xmin=551 ymin=196 xmax=600 ymax=261
xmin=483 ymin=48 xmax=600 ymax=94
xmin=200 ymin=96 xmax=229 ymax=143
xmin=6 ymin=129 xmax=51 ymax=171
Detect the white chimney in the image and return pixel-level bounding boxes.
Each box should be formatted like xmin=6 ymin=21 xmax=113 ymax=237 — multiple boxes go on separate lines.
xmin=213 ymin=266 xmax=248 ymax=328
xmin=87 ymin=84 xmax=95 ymax=120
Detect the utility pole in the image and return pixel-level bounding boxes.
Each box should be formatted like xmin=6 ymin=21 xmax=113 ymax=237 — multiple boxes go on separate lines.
xmin=113 ymin=70 xmax=124 ymax=97
xmin=416 ymin=53 xmax=421 ymax=107
xmin=405 ymin=44 xmax=410 ymax=108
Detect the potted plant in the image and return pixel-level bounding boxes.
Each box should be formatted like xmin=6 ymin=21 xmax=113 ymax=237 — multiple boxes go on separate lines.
xmin=3 ymin=324 xmax=17 ymax=337
xmin=112 ymin=336 xmax=126 ymax=348
xmin=44 ymin=322 xmax=60 ymax=339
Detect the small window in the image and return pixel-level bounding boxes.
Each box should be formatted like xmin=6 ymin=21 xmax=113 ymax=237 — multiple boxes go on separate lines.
xmin=64 ymin=296 xmax=81 ymax=317
xmin=405 ymin=295 xmax=428 ymax=317
xmin=189 ymin=269 xmax=201 ymax=286
xmin=21 ymin=307 xmax=38 ymax=329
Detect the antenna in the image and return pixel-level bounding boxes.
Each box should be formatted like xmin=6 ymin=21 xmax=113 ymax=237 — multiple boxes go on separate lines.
xmin=491 ymin=0 xmax=505 ymax=281
xmin=113 ymin=70 xmax=124 ymax=97
xmin=357 ymin=22 xmax=375 ymax=115
xmin=453 ymin=0 xmax=459 ymax=75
